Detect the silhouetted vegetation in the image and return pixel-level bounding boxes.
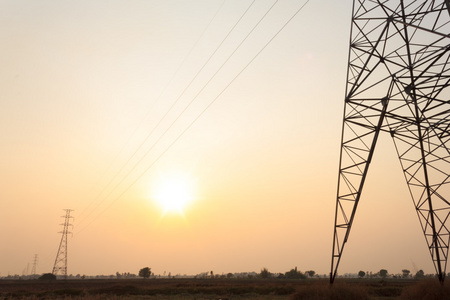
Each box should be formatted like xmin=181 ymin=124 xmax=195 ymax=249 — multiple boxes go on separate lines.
xmin=402 ymin=269 xmax=410 ymax=278
xmin=378 ymin=269 xmax=388 ymax=278
xmin=290 ymin=282 xmax=369 ymax=300
xmin=2 ymin=273 xmax=450 ymax=299
xmin=138 ymin=267 xmax=151 ymax=279
xmin=259 ymin=267 xmax=271 ymax=279
xmin=38 ymin=273 xmax=56 ymax=280
xmin=0 ymin=278 xmax=297 ymax=299
xmin=305 ymin=270 xmax=315 ymax=277
xmin=414 ymin=269 xmax=425 ymax=279
xmin=284 ymin=267 xmax=306 ymax=279
xmin=400 ymin=279 xmax=450 ymax=300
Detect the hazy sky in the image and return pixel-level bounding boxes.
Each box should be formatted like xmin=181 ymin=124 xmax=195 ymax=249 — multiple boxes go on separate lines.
xmin=0 ymin=0 xmax=436 ymax=277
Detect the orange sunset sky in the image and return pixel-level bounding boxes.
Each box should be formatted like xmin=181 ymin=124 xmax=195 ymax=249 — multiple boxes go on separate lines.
xmin=0 ymin=0 xmax=436 ymax=277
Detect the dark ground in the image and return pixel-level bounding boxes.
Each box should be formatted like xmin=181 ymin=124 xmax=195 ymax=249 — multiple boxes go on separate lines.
xmin=0 ymin=277 xmax=448 ymax=299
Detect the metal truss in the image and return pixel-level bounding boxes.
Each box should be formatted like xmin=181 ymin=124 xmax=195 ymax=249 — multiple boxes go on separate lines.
xmin=52 ymin=209 xmax=73 ymax=279
xmin=331 ymin=0 xmax=450 ymax=283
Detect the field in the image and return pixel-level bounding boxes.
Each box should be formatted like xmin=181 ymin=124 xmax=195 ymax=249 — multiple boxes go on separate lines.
xmin=1 ymin=278 xmax=450 ymax=299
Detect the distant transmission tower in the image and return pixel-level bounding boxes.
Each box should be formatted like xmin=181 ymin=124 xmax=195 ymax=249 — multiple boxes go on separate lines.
xmin=31 ymin=254 xmax=38 ymax=276
xmin=331 ymin=0 xmax=450 ymax=283
xmin=52 ymin=209 xmax=73 ymax=279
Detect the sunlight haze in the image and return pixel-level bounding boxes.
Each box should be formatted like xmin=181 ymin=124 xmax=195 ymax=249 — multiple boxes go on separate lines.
xmin=0 ymin=0 xmax=435 ymax=278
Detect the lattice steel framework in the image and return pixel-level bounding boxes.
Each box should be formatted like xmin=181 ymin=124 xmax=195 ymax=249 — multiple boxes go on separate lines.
xmin=52 ymin=209 xmax=73 ymax=279
xmin=331 ymin=0 xmax=450 ymax=283
xmin=31 ymin=254 xmax=38 ymax=276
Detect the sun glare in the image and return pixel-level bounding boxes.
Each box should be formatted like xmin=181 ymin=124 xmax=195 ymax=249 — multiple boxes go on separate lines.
xmin=153 ymin=173 xmax=195 ymax=216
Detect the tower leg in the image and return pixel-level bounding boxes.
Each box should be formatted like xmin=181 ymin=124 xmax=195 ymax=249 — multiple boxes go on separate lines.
xmin=331 ymin=0 xmax=450 ymax=283
xmin=331 ymin=99 xmax=388 ymax=283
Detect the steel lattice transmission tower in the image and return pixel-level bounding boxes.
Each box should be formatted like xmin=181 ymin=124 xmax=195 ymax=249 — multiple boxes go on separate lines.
xmin=331 ymin=0 xmax=450 ymax=283
xmin=31 ymin=254 xmax=38 ymax=276
xmin=52 ymin=209 xmax=73 ymax=279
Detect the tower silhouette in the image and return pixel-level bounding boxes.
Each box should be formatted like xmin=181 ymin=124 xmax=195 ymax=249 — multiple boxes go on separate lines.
xmin=52 ymin=209 xmax=73 ymax=279
xmin=331 ymin=0 xmax=450 ymax=283
xmin=31 ymin=254 xmax=38 ymax=277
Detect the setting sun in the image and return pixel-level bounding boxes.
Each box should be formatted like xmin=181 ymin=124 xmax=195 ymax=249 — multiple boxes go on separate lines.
xmin=152 ymin=173 xmax=196 ymax=216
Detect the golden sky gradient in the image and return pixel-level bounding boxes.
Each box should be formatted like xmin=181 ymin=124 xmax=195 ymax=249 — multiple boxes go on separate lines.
xmin=0 ymin=0 xmax=436 ymax=277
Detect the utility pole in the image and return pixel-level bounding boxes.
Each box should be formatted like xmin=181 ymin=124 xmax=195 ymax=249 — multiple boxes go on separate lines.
xmin=331 ymin=0 xmax=450 ymax=283
xmin=31 ymin=254 xmax=38 ymax=277
xmin=52 ymin=209 xmax=73 ymax=279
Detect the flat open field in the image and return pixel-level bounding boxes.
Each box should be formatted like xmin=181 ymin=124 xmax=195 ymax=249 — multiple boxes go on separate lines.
xmin=1 ymin=278 xmax=449 ymax=299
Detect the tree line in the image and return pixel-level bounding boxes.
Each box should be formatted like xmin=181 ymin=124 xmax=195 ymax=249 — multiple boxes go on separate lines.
xmin=11 ymin=267 xmax=435 ymax=281
xmin=136 ymin=267 xmax=435 ymax=280
xmin=357 ymin=269 xmax=428 ymax=279
xmin=137 ymin=266 xmax=315 ymax=280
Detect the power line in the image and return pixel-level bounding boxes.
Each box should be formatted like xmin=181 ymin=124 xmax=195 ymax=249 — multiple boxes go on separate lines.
xmin=75 ymin=0 xmax=310 ymax=234
xmin=76 ymin=0 xmax=228 ymax=223
xmin=76 ymin=0 xmax=273 ymax=232
xmin=76 ymin=0 xmax=257 ymax=228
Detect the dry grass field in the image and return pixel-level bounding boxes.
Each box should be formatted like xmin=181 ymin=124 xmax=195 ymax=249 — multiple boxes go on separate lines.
xmin=1 ymin=278 xmax=450 ymax=299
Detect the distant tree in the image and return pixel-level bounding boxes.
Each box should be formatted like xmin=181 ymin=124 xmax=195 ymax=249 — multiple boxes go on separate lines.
xmin=358 ymin=270 xmax=366 ymax=278
xmin=39 ymin=273 xmax=56 ymax=280
xmin=414 ymin=270 xmax=425 ymax=279
xmin=227 ymin=273 xmax=234 ymax=279
xmin=305 ymin=270 xmax=315 ymax=277
xmin=139 ymin=267 xmax=151 ymax=279
xmin=379 ymin=269 xmax=388 ymax=278
xmin=285 ymin=267 xmax=306 ymax=279
xmin=402 ymin=269 xmax=410 ymax=278
xmin=259 ymin=268 xmax=271 ymax=279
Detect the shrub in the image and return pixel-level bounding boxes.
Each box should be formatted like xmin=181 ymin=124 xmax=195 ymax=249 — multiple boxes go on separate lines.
xmin=53 ymin=289 xmax=84 ymax=296
xmin=290 ymin=282 xmax=368 ymax=300
xmin=370 ymin=286 xmax=402 ymax=297
xmin=39 ymin=273 xmax=56 ymax=280
xmin=139 ymin=267 xmax=151 ymax=279
xmin=400 ymin=279 xmax=450 ymax=300
xmin=285 ymin=268 xmax=306 ymax=279
xmin=259 ymin=268 xmax=271 ymax=279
